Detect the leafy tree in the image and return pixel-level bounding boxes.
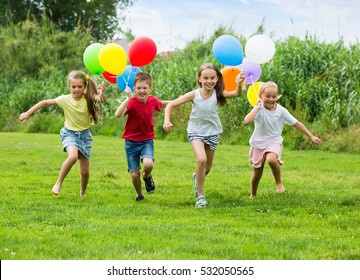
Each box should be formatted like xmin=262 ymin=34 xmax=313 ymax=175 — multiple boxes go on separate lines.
xmin=0 ymin=0 xmax=133 ymax=40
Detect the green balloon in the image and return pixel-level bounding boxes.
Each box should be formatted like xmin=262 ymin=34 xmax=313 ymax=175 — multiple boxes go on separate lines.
xmin=83 ymin=43 xmax=105 ymax=75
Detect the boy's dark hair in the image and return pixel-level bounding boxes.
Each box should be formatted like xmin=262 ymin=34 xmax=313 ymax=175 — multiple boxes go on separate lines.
xmin=134 ymin=72 xmax=152 ymax=86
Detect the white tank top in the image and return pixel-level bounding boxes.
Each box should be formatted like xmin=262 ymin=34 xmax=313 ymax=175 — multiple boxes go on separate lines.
xmin=187 ymin=89 xmax=223 ymax=136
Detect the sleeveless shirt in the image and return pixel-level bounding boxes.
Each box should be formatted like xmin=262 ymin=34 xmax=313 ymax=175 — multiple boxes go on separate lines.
xmin=187 ymin=89 xmax=223 ymax=136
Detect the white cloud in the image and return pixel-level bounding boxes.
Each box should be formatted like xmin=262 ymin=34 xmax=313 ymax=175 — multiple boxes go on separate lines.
xmin=120 ymin=0 xmax=360 ymax=53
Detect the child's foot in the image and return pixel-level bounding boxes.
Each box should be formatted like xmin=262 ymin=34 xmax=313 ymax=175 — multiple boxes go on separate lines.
xmin=51 ymin=184 xmax=60 ymax=195
xmin=143 ymin=173 xmax=155 ymax=194
xmin=276 ymin=184 xmax=285 ymax=193
xmin=195 ymin=195 xmax=207 ymax=208
xmin=80 ymin=191 xmax=86 ymax=199
xmin=135 ymin=195 xmax=145 ymax=202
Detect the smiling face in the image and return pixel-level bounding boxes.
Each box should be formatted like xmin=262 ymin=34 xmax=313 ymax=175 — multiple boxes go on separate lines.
xmin=198 ymin=68 xmax=219 ymax=92
xmin=69 ymin=78 xmax=86 ymax=101
xmin=134 ymin=80 xmax=152 ymax=103
xmin=259 ymin=86 xmax=279 ymax=111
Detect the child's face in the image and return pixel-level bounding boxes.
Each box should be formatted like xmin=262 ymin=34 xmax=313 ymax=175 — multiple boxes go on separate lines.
xmin=259 ymin=87 xmax=278 ymax=110
xmin=69 ymin=78 xmax=86 ymax=101
xmin=198 ymin=69 xmax=219 ymax=91
xmin=134 ymin=80 xmax=152 ymax=104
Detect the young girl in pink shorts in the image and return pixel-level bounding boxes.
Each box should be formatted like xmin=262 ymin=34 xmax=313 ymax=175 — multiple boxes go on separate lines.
xmin=244 ymin=81 xmax=323 ymax=196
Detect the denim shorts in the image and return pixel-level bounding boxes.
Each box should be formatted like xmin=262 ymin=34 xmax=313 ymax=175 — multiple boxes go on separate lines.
xmin=124 ymin=139 xmax=154 ymax=172
xmin=60 ymin=127 xmax=92 ymax=160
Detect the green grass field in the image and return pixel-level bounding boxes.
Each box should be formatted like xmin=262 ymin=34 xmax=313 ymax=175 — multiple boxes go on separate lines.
xmin=0 ymin=132 xmax=359 ymax=260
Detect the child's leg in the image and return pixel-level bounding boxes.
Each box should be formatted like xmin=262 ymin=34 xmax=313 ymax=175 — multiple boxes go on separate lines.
xmin=130 ymin=170 xmax=143 ymax=197
xmin=204 ymin=144 xmax=215 ymax=176
xmin=78 ymin=153 xmax=90 ymax=198
xmin=142 ymin=158 xmax=154 ymax=178
xmin=251 ymin=163 xmax=265 ymax=196
xmin=266 ymin=152 xmax=285 ymax=193
xmin=52 ymin=147 xmax=78 ymax=195
xmin=191 ymin=140 xmax=207 ymax=196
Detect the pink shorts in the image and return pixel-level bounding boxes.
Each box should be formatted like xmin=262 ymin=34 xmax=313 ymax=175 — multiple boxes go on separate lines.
xmin=249 ymin=143 xmax=283 ymax=168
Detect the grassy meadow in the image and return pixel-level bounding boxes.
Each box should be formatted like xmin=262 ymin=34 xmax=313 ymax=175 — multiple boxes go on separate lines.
xmin=0 ymin=132 xmax=359 ymax=260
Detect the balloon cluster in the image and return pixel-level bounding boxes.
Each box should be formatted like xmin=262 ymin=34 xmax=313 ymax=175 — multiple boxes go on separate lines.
xmin=212 ymin=34 xmax=276 ymax=106
xmin=83 ymin=37 xmax=157 ymax=91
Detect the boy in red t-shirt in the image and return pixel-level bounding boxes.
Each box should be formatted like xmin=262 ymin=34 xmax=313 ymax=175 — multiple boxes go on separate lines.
xmin=115 ymin=72 xmax=171 ymax=201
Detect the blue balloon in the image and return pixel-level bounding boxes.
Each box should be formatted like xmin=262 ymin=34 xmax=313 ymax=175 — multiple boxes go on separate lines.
xmin=116 ymin=65 xmax=142 ymax=91
xmin=212 ymin=35 xmax=244 ymax=66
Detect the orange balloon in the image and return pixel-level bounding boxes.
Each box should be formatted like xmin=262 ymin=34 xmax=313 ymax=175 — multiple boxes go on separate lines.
xmin=221 ymin=66 xmax=244 ymax=91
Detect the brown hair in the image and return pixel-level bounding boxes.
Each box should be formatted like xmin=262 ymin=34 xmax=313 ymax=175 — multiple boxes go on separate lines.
xmin=68 ymin=70 xmax=101 ymax=124
xmin=197 ymin=63 xmax=226 ymax=106
xmin=134 ymin=72 xmax=152 ymax=87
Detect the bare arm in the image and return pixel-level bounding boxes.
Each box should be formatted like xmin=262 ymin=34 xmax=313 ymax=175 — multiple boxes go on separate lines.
xmin=161 ymin=100 xmax=172 ymax=107
xmin=163 ymin=91 xmax=195 ymax=132
xmin=293 ymin=121 xmax=323 ymax=145
xmin=244 ymin=100 xmax=262 ymax=125
xmin=223 ymin=71 xmax=246 ymax=99
xmin=115 ymin=86 xmax=133 ymax=118
xmin=19 ymin=99 xmax=57 ymax=121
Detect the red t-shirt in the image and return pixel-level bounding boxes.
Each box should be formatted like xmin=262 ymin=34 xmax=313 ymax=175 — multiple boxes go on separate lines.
xmin=122 ymin=96 xmax=163 ymax=141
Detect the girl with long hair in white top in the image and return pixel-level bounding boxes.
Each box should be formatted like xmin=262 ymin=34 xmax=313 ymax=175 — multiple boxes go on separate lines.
xmin=163 ymin=63 xmax=245 ymax=208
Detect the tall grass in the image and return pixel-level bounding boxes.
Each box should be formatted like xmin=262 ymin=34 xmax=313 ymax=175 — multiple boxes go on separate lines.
xmin=0 ymin=133 xmax=359 ymax=260
xmin=1 ymin=21 xmax=360 ymax=152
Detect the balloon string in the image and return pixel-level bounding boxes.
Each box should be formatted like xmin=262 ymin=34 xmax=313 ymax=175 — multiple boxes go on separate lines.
xmin=121 ymin=66 xmax=133 ymax=89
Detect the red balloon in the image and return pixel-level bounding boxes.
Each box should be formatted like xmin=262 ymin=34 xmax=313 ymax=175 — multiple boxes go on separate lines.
xmin=128 ymin=37 xmax=157 ymax=67
xmin=102 ymin=71 xmax=117 ymax=84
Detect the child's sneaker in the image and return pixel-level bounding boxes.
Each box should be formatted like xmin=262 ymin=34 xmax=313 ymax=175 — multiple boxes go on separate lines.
xmin=135 ymin=195 xmax=145 ymax=202
xmin=192 ymin=172 xmax=198 ymax=198
xmin=143 ymin=174 xmax=155 ymax=194
xmin=195 ymin=195 xmax=207 ymax=208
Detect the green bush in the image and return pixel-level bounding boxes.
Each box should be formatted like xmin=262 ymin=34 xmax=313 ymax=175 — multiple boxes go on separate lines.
xmin=1 ymin=20 xmax=360 ymax=152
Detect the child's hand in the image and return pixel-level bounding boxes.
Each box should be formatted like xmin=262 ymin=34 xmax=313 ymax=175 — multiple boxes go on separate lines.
xmin=124 ymin=86 xmax=133 ymax=98
xmin=19 ymin=112 xmax=29 ymax=121
xmin=255 ymin=100 xmax=263 ymax=109
xmin=235 ymin=71 xmax=246 ymax=84
xmin=163 ymin=121 xmax=173 ymax=132
xmin=97 ymin=82 xmax=105 ymax=93
xmin=311 ymin=136 xmax=323 ymax=146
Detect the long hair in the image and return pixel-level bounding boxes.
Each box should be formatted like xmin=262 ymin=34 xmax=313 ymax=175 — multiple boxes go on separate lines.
xmin=67 ymin=70 xmax=101 ymax=124
xmin=196 ymin=63 xmax=226 ymax=106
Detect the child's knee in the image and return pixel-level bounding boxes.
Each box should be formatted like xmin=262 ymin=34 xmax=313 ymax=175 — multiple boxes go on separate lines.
xmin=266 ymin=153 xmax=279 ymax=166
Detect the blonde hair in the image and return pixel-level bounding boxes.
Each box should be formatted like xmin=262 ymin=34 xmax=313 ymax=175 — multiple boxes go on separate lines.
xmin=259 ymin=81 xmax=281 ymax=100
xmin=68 ymin=70 xmax=101 ymax=124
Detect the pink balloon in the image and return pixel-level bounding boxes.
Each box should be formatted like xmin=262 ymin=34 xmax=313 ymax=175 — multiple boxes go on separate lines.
xmin=239 ymin=58 xmax=262 ymax=84
xmin=128 ymin=37 xmax=157 ymax=67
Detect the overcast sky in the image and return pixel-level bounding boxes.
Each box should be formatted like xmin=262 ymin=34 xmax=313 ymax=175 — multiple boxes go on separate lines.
xmin=119 ymin=0 xmax=359 ymax=53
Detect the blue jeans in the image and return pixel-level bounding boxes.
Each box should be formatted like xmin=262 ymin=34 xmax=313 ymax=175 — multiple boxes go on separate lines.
xmin=124 ymin=139 xmax=154 ymax=172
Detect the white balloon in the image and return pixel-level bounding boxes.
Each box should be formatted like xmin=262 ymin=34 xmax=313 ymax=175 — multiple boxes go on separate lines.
xmin=245 ymin=34 xmax=276 ymax=64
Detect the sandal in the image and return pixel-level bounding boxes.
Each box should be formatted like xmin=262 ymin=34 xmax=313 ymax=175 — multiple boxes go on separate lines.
xmin=195 ymin=195 xmax=207 ymax=208
xmin=143 ymin=173 xmax=155 ymax=194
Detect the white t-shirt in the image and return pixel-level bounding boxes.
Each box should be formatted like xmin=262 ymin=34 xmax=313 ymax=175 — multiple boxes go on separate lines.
xmin=249 ymin=104 xmax=297 ymax=149
xmin=187 ymin=89 xmax=223 ymax=136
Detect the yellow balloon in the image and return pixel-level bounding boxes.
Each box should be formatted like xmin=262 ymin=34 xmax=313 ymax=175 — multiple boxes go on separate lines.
xmin=98 ymin=43 xmax=127 ymax=75
xmin=247 ymin=82 xmax=263 ymax=106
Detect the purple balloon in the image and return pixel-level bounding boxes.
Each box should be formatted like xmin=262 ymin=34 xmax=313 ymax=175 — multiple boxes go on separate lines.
xmin=239 ymin=58 xmax=262 ymax=84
